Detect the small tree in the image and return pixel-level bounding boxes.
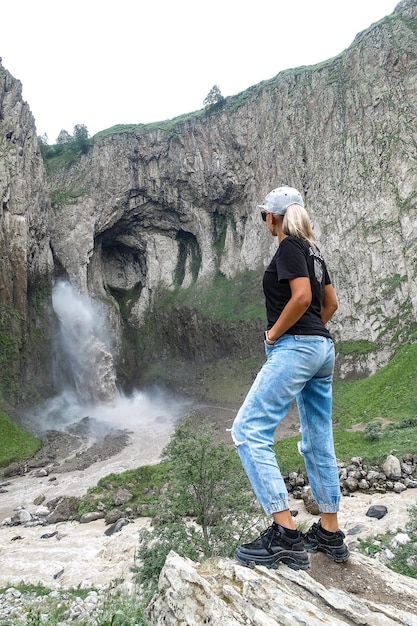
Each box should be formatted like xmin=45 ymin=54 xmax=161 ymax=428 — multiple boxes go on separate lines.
xmin=73 ymin=124 xmax=90 ymax=153
xmin=73 ymin=123 xmax=89 ymax=141
xmin=203 ymin=84 xmax=225 ymax=108
xmin=136 ymin=417 xmax=264 ymax=592
xmin=38 ymin=133 xmax=49 ymax=159
xmin=56 ymin=129 xmax=72 ymax=144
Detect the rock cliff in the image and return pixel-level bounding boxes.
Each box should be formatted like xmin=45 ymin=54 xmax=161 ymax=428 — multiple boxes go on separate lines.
xmin=2 ymin=0 xmax=417 ymax=401
xmin=48 ymin=0 xmax=417 ymax=379
xmin=0 ymin=62 xmax=54 ymax=403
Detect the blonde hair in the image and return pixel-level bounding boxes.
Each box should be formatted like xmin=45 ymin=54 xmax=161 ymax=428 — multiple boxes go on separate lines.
xmin=281 ymin=204 xmax=316 ymax=248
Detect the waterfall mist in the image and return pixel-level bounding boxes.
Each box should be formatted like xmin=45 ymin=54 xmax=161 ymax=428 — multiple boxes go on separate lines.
xmin=27 ymin=280 xmax=190 ymax=443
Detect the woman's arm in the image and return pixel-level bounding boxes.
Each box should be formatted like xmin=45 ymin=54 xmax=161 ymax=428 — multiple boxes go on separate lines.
xmin=266 ymin=277 xmax=311 ymax=342
xmin=321 ymin=283 xmax=338 ymax=324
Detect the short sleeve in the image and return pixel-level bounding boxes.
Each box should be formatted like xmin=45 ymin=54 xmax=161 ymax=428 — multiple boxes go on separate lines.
xmin=275 ymin=238 xmax=309 ymax=281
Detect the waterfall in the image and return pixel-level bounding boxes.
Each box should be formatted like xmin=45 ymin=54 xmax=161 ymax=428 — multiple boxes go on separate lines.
xmin=27 ymin=280 xmax=190 ymax=442
xmin=52 ymin=280 xmax=117 ymax=405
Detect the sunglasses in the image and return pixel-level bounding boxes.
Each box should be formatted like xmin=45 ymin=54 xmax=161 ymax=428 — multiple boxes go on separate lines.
xmin=261 ymin=210 xmax=268 ymax=222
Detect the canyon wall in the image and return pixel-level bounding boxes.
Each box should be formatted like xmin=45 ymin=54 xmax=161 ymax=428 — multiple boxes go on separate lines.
xmin=0 ymin=63 xmax=54 ymax=404
xmin=2 ymin=0 xmax=417 ymax=402
xmin=49 ymin=1 xmax=417 ymax=369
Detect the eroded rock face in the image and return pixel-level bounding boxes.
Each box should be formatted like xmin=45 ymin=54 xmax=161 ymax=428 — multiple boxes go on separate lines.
xmin=0 ymin=62 xmax=54 ymax=401
xmin=147 ymin=551 xmax=417 ymax=625
xmin=49 ymin=0 xmax=417 ymax=373
xmin=0 ymin=65 xmax=52 ymax=309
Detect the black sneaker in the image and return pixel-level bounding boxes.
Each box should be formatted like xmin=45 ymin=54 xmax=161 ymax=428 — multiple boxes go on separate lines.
xmin=235 ymin=522 xmax=310 ymax=570
xmin=303 ymin=522 xmax=350 ymax=562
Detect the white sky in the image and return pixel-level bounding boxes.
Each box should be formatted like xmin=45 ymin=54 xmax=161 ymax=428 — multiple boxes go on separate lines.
xmin=1 ymin=0 xmax=397 ymax=143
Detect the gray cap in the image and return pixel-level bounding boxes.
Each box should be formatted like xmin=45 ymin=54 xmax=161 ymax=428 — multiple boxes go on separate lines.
xmin=258 ymin=186 xmax=304 ymax=215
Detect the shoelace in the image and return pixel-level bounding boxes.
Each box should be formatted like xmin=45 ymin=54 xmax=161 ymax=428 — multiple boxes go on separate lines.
xmin=309 ymin=522 xmax=345 ymax=542
xmin=306 ymin=522 xmax=319 ymax=538
xmin=254 ymin=524 xmax=278 ymax=548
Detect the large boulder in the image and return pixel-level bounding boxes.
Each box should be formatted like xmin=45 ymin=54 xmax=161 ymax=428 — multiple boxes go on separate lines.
xmin=148 ymin=550 xmax=417 ymax=625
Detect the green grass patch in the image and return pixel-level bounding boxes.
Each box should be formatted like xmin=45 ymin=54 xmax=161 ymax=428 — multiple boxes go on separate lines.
xmin=332 ymin=427 xmax=417 ymax=466
xmin=156 ymin=270 xmax=265 ymax=322
xmin=274 ymin=425 xmax=417 ymax=475
xmin=92 ymin=108 xmax=206 ymax=140
xmin=0 ymin=584 xmax=148 ymax=626
xmin=335 ymin=340 xmax=378 ymax=355
xmin=77 ymin=462 xmax=172 ymax=516
xmin=358 ymin=535 xmax=417 ymax=578
xmin=93 ymin=463 xmax=170 ymax=492
xmin=50 ymin=188 xmax=89 ymax=208
xmin=358 ymin=503 xmax=417 ymax=579
xmin=0 ymin=583 xmax=51 ymax=596
xmin=0 ymin=408 xmax=41 ymax=467
xmin=333 ymin=342 xmax=417 ymax=428
xmin=0 ymin=582 xmax=92 ymax=600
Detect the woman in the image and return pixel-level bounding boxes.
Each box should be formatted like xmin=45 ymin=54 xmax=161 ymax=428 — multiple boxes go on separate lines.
xmin=231 ymin=185 xmax=349 ymax=570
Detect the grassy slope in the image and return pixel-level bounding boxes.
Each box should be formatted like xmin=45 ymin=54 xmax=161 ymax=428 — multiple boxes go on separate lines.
xmin=332 ymin=342 xmax=417 ymax=426
xmin=0 ymin=407 xmax=41 ymax=467
xmin=276 ymin=342 xmax=417 ymax=473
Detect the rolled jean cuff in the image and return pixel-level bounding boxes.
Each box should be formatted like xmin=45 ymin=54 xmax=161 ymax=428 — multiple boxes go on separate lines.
xmin=264 ymin=498 xmax=290 ymax=516
xmin=317 ymin=501 xmax=340 ymax=514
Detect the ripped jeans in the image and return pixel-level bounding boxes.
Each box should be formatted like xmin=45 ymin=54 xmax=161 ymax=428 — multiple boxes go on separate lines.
xmin=231 ymin=334 xmax=340 ymax=516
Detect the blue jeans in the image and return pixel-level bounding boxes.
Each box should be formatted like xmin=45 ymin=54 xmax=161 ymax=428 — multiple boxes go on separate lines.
xmin=231 ymin=334 xmax=340 ymax=516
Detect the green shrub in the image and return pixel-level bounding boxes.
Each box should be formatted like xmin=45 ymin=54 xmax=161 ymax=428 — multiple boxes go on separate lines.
xmin=363 ymin=421 xmax=383 ymax=441
xmin=398 ymin=416 xmax=417 ymax=429
xmin=135 ymin=417 xmax=264 ymax=592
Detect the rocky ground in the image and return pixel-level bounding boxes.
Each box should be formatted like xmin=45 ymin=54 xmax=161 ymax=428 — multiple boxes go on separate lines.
xmin=1 ymin=402 xmax=417 ymax=619
xmin=149 ymin=551 xmax=417 ymax=625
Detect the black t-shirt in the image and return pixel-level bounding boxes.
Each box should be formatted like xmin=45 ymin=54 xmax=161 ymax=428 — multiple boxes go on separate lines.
xmin=263 ymin=235 xmax=332 ymax=338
